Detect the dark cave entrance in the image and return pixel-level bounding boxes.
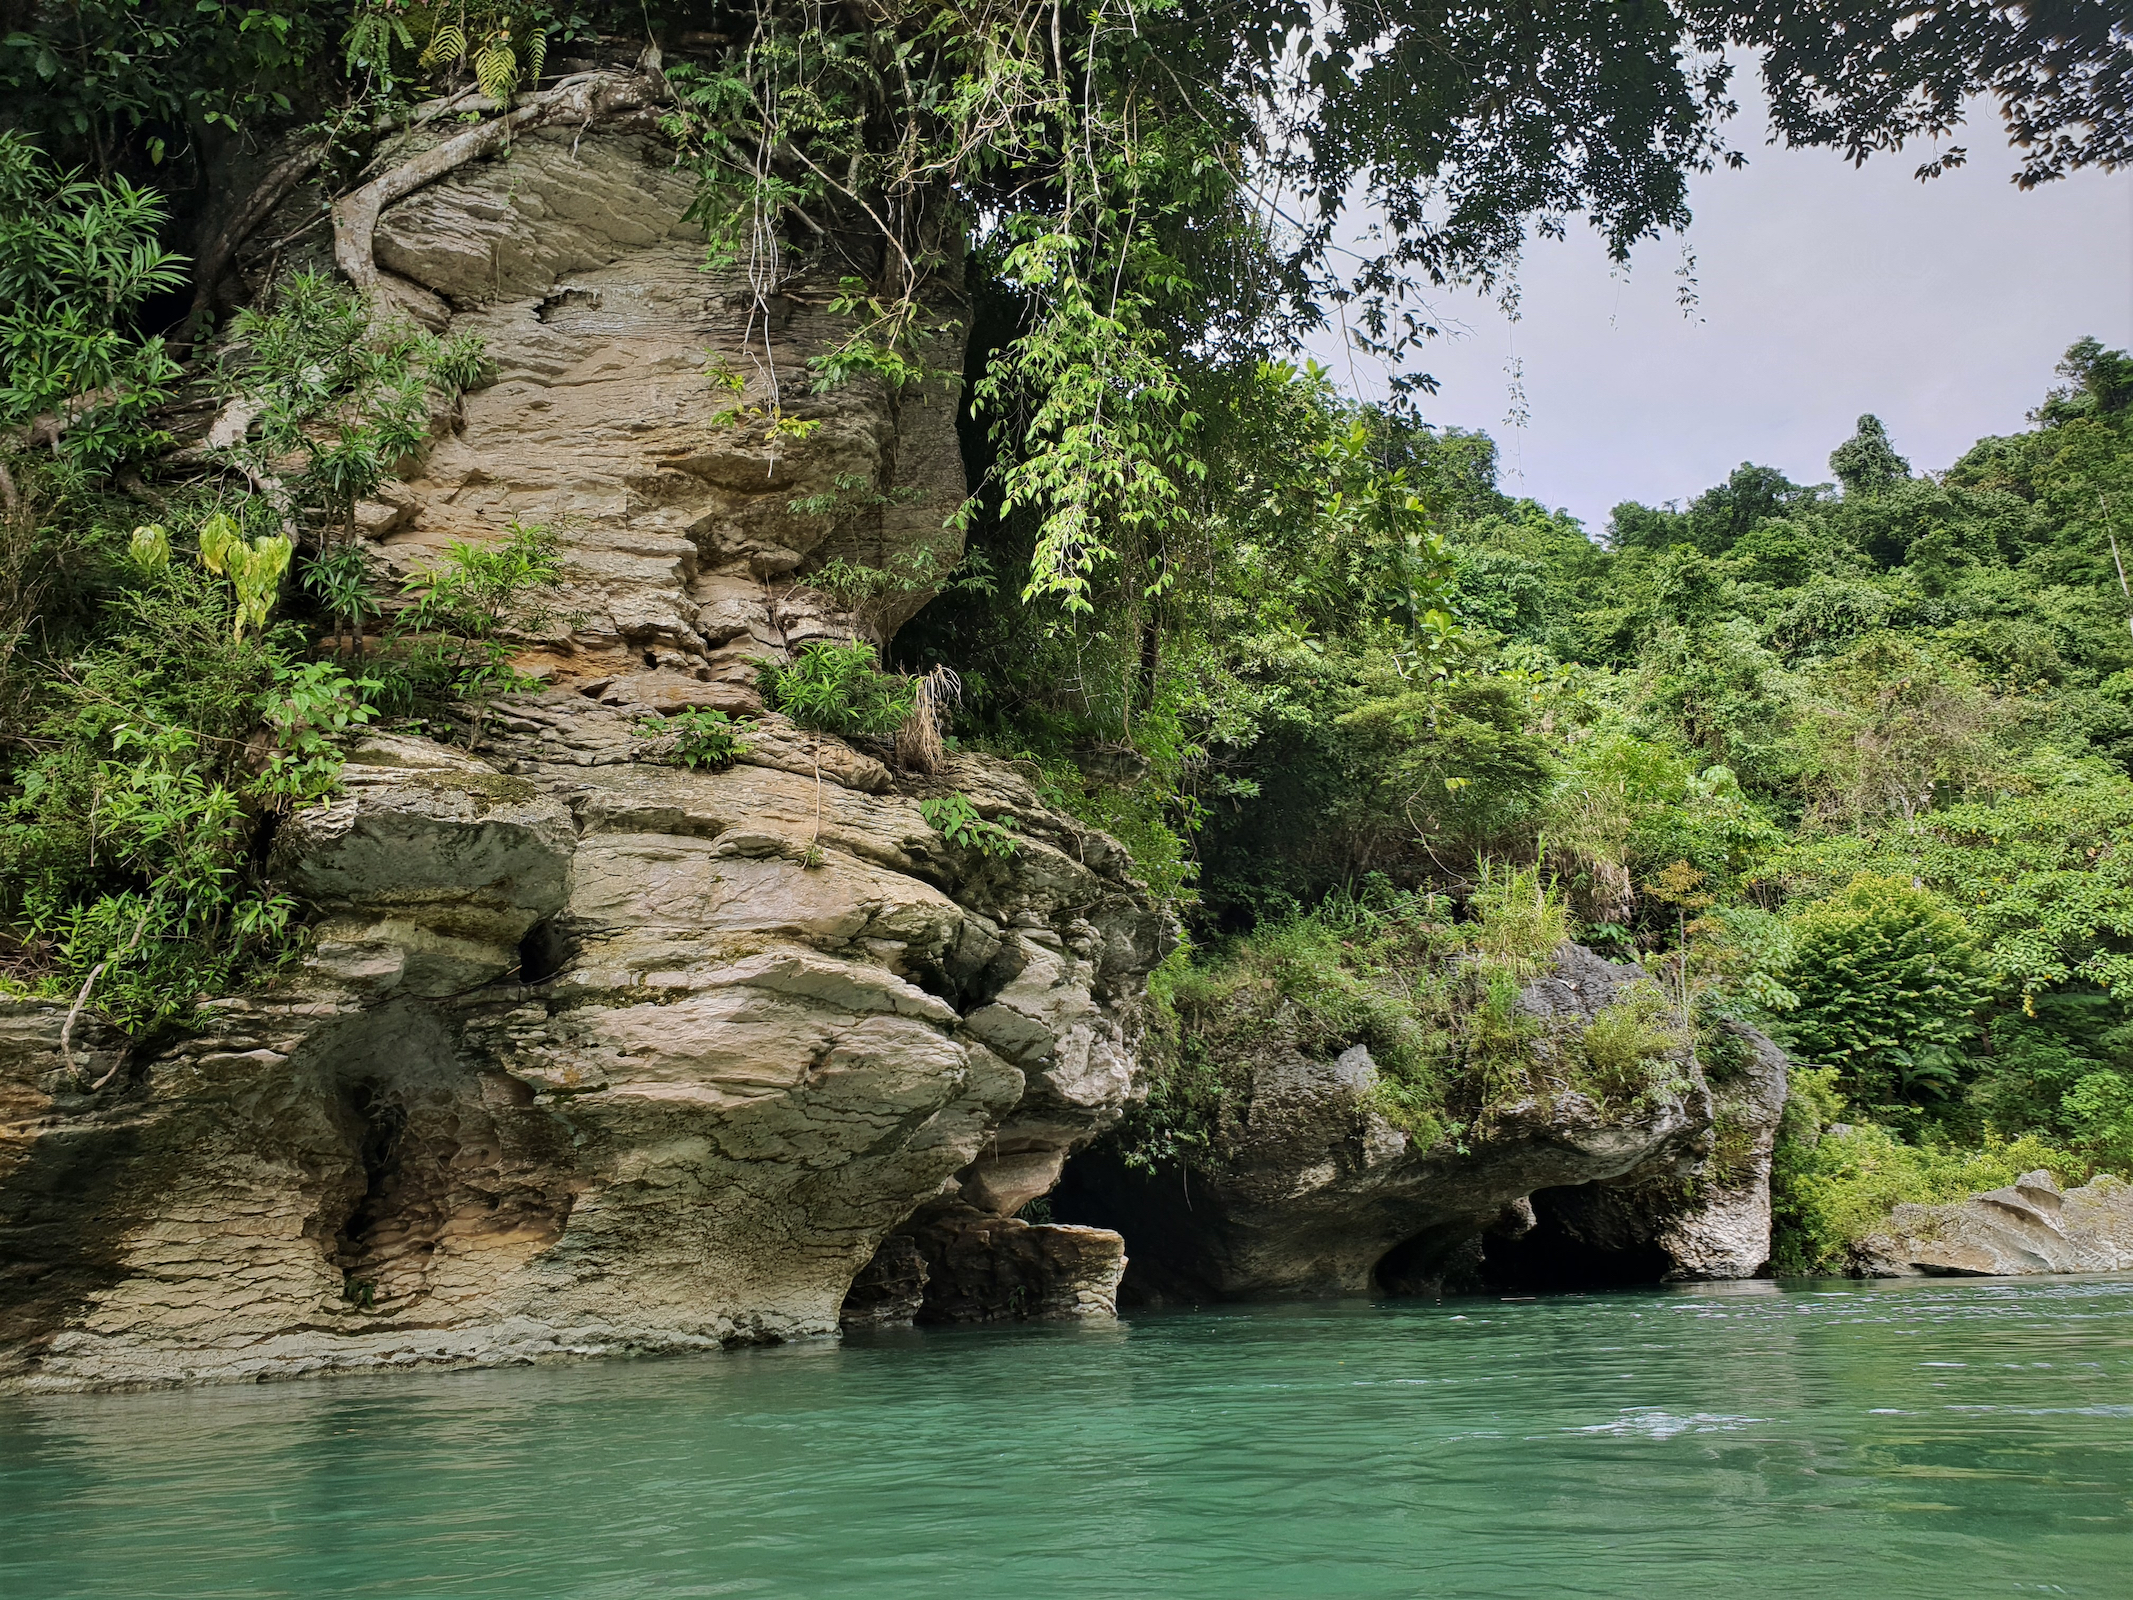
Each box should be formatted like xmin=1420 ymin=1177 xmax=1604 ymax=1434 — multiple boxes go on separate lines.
xmin=1477 ymin=1183 xmax=1675 ymax=1291
xmin=1372 ymin=1183 xmax=1677 ymax=1298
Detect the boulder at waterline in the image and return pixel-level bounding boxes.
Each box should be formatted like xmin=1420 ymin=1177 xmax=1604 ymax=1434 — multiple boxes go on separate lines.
xmin=1856 ymin=1170 xmax=2133 ymax=1277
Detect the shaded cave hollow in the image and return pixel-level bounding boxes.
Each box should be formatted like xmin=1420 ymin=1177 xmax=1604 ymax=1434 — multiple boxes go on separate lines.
xmin=1372 ymin=1183 xmax=1678 ymax=1298
xmin=317 ymin=1006 xmax=573 ymax=1315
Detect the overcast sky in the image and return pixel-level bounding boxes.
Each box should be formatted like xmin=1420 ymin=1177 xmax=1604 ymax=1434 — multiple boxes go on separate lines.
xmin=1305 ymin=107 xmax=2133 ymax=535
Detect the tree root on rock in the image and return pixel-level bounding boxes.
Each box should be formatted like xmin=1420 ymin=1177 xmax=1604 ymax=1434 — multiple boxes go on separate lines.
xmin=331 ymin=69 xmax=668 ymax=301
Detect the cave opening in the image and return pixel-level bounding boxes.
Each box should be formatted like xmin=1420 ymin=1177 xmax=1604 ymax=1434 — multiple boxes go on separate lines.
xmin=1370 ymin=1184 xmax=1679 ymax=1300
xmin=518 ymin=917 xmax=568 ymax=984
xmin=1372 ymin=1223 xmax=1490 ymax=1298
xmin=1477 ymin=1184 xmax=1674 ymax=1291
xmin=334 ymin=1079 xmax=414 ymax=1309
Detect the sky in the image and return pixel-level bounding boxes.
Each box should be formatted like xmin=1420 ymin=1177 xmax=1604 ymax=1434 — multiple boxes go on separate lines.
xmin=1304 ymin=103 xmax=2133 ymax=535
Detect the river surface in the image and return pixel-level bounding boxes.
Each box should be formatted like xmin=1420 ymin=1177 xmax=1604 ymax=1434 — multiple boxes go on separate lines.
xmin=3 ymin=1276 xmax=2130 ymax=1599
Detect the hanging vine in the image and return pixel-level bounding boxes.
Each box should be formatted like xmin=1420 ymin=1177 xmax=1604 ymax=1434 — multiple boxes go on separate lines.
xmin=658 ymin=0 xmax=1245 ymax=614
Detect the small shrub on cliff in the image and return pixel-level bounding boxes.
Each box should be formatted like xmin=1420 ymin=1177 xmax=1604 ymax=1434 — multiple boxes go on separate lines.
xmin=1570 ymin=984 xmax=1692 ymax=1112
xmin=920 ymin=792 xmax=1017 ymax=857
xmin=1127 ymin=888 xmax=1458 ymax=1153
xmin=639 ymin=707 xmax=753 ymax=771
xmin=388 ymin=520 xmax=566 ymax=745
xmin=1458 ymin=962 xmax=1544 ymax=1109
xmin=1004 ymin=747 xmax=1198 ymax=918
xmin=756 ymin=639 xmax=914 ymax=738
xmin=1706 ymin=1108 xmax=1760 ymax=1187
xmin=1464 ymin=864 xmax=1569 ymax=975
xmin=219 ymin=272 xmax=487 ymax=550
xmin=1112 ymin=949 xmax=1232 ymax=1172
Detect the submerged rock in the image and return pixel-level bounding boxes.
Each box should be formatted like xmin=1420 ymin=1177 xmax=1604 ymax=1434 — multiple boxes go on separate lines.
xmin=1053 ymin=944 xmax=1790 ymax=1300
xmin=1856 ymin=1171 xmax=2133 ymax=1277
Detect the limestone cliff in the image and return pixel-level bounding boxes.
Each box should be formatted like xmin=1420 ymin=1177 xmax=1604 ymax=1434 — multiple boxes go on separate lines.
xmin=0 ymin=716 xmax=1163 ymax=1390
xmin=0 ymin=116 xmax=1163 ymax=1391
xmin=4 ymin=114 xmax=1798 ymax=1392
xmin=254 ymin=120 xmax=967 ymax=704
xmin=1052 ymin=945 xmax=1790 ymax=1301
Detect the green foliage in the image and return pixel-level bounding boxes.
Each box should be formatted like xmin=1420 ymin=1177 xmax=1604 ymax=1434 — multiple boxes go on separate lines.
xmin=1001 ymin=751 xmax=1198 ymax=918
xmin=301 ymin=542 xmax=384 ymax=657
xmin=0 ymin=2 xmax=343 ymax=168
xmin=648 ymin=0 xmax=2131 ymax=615
xmin=1707 ymin=1107 xmax=1760 ymax=1187
xmin=1139 ymin=884 xmax=1467 ymax=1158
xmin=389 ymin=519 xmax=565 ymax=743
xmin=0 ymin=551 xmax=360 ymax=1029
xmin=1782 ymin=874 xmax=1992 ymax=1108
xmin=1828 ymin=414 xmax=1911 ymax=500
xmin=2060 ymin=1069 xmax=2133 ymax=1170
xmin=1120 ymin=871 xmax=1675 ymax=1168
xmin=259 ymin=658 xmax=379 ymax=803
xmin=9 ymin=0 xmax=2133 ymax=1245
xmin=0 ymin=132 xmax=183 ymax=473
xmin=1572 ymin=985 xmax=1693 ymax=1113
xmin=220 ymin=272 xmax=484 ymax=566
xmin=919 ymin=793 xmax=1018 ymax=857
xmin=195 ymin=511 xmax=293 ymax=638
xmin=757 ymin=640 xmax=914 ymax=738
xmin=639 ymin=707 xmax=753 ymax=772
xmin=1463 ymin=864 xmax=1571 ymax=976
xmin=1772 ymin=1118 xmax=2095 ymax=1277
xmin=800 ymin=530 xmax=993 ymax=642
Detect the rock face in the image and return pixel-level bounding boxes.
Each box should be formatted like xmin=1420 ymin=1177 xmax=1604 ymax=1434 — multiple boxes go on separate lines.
xmin=0 ymin=714 xmax=1164 ymax=1391
xmin=1053 ymin=945 xmax=1790 ymax=1300
xmin=1857 ymin=1171 xmax=2133 ymax=1277
xmin=250 ymin=120 xmax=967 ymax=704
xmin=0 ymin=116 xmax=1810 ymax=1392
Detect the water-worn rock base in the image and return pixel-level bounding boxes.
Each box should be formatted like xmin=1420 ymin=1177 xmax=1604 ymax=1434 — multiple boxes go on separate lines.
xmin=841 ymin=1201 xmax=1126 ymax=1324
xmin=1857 ymin=1171 xmax=2133 ymax=1277
xmin=0 ymin=717 xmax=1163 ymax=1392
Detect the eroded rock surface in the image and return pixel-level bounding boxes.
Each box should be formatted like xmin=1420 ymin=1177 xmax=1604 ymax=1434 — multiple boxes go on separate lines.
xmin=0 ymin=713 xmax=1165 ymax=1391
xmin=1857 ymin=1171 xmax=2133 ymax=1277
xmin=241 ymin=120 xmax=966 ymax=708
xmin=1053 ymin=945 xmax=1789 ymax=1300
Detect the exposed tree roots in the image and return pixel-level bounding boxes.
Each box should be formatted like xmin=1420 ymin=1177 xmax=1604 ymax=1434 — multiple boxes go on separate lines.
xmin=331 ymin=69 xmax=667 ymax=299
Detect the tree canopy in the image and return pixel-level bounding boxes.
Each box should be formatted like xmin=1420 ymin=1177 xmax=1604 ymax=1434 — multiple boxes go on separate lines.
xmin=5 ymin=0 xmax=2129 ymax=597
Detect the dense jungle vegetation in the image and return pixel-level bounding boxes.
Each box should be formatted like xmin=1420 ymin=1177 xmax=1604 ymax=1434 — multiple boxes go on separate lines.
xmin=2 ymin=0 xmax=2130 ymax=1270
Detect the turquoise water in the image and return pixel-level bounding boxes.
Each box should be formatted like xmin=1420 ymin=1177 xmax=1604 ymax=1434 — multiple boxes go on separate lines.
xmin=4 ymin=1278 xmax=2131 ymax=1599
